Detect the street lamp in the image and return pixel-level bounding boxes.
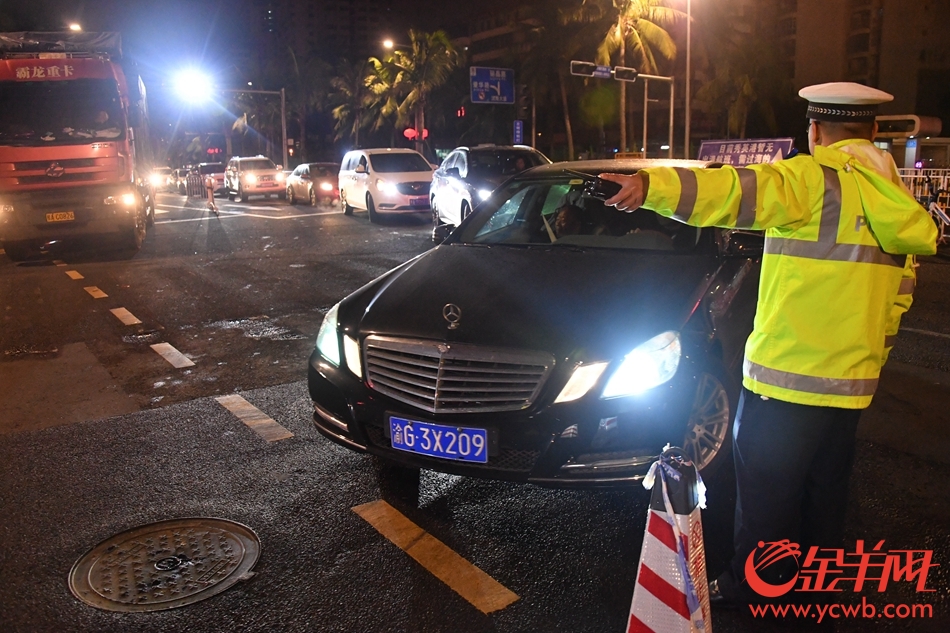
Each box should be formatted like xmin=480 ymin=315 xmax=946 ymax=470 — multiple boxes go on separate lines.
xmin=382 ymin=39 xmax=394 ymax=50
xmin=68 ymin=23 xmax=82 ymax=32
xmin=174 ymin=70 xmax=288 ymax=168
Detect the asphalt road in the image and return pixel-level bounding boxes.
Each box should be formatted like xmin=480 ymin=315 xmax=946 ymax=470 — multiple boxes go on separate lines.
xmin=1 ymin=192 xmax=948 ymax=632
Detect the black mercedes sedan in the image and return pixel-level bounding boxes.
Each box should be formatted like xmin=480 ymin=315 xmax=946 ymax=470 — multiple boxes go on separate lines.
xmin=308 ymin=159 xmax=761 ymax=488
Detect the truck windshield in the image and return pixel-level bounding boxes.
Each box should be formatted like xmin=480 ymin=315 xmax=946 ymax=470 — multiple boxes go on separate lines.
xmin=0 ymin=78 xmax=126 ymax=146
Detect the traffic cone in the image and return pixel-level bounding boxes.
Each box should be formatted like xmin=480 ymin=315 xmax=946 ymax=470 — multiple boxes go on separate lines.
xmin=626 ymin=449 xmax=711 ymax=633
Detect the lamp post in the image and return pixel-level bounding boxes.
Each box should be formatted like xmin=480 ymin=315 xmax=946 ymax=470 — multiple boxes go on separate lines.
xmin=684 ymin=0 xmax=692 ymax=160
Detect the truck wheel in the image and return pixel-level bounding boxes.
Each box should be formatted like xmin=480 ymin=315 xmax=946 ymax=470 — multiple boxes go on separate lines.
xmin=125 ymin=210 xmax=147 ymax=252
xmin=2 ymin=241 xmax=31 ymax=262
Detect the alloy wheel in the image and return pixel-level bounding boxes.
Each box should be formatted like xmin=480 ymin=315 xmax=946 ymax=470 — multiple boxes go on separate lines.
xmin=682 ymin=373 xmax=731 ymax=472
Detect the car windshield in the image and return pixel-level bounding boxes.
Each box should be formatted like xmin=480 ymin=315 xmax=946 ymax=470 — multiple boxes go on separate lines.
xmin=454 ymin=174 xmax=702 ymax=252
xmin=310 ymin=164 xmax=336 ymax=177
xmin=468 ymin=150 xmax=546 ymax=178
xmin=369 ymin=153 xmax=431 ymax=173
xmin=241 ymin=159 xmax=276 ymax=171
xmin=0 ymin=78 xmax=126 ymax=146
xmin=198 ymin=163 xmax=224 ymax=174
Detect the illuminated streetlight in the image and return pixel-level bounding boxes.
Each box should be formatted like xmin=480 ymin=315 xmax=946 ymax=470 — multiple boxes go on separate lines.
xmin=383 ymin=39 xmax=394 ymax=50
xmin=68 ymin=23 xmax=82 ymax=31
xmin=173 ymin=69 xmax=288 ymax=168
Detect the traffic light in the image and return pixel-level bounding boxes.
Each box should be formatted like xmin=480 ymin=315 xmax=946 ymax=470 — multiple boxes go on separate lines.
xmin=570 ymin=61 xmax=597 ymax=77
xmin=516 ymin=84 xmax=529 ymax=120
xmin=613 ymin=66 xmax=639 ymax=82
xmin=457 ymin=106 xmax=466 ymax=118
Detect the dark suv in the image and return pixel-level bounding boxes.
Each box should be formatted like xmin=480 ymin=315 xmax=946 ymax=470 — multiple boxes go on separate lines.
xmin=430 ymin=145 xmax=550 ymax=229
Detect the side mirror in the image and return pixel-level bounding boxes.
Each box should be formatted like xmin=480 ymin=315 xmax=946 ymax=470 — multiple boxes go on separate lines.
xmin=720 ymin=229 xmax=764 ymax=257
xmin=431 ymin=223 xmax=453 ymax=243
xmin=446 ymin=167 xmax=460 ymax=178
xmin=355 ymin=164 xmax=366 ymax=174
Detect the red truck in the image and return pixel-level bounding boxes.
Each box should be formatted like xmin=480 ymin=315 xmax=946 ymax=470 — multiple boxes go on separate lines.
xmin=0 ymin=32 xmax=153 ymax=261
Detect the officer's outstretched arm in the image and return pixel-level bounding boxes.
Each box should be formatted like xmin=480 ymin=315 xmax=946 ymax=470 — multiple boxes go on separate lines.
xmin=637 ymin=162 xmax=814 ymax=230
xmin=883 ymin=256 xmax=917 ymax=364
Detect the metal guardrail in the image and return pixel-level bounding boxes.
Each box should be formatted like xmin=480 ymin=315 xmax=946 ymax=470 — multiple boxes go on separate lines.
xmin=185 ymin=174 xmax=205 ymax=197
xmin=899 ymin=168 xmax=950 ymax=201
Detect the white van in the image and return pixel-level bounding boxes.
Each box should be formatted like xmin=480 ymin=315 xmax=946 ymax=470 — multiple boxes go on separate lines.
xmin=338 ymin=148 xmax=434 ymax=222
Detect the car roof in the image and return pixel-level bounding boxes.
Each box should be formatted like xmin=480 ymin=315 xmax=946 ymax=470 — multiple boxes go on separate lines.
xmin=355 ymin=148 xmax=424 ymax=155
xmin=525 ymin=158 xmax=711 ymax=177
xmin=457 ymin=144 xmax=542 ymax=152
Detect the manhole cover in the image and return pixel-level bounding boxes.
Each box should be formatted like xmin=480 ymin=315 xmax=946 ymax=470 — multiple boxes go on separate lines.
xmin=68 ymin=518 xmax=260 ymax=612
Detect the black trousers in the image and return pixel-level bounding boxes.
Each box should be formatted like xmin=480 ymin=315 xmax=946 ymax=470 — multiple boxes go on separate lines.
xmin=718 ymin=387 xmax=861 ymax=601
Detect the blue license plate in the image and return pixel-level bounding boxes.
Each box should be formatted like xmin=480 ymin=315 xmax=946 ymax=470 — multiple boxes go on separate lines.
xmin=389 ymin=417 xmax=488 ymax=463
xmin=409 ymin=197 xmax=428 ymax=207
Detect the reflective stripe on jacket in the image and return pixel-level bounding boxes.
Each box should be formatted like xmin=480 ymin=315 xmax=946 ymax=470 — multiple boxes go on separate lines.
xmin=641 ymin=140 xmax=937 ymax=409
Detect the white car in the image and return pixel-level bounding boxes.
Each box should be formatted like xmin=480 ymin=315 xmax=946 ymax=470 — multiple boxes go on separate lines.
xmin=338 ymin=149 xmax=434 ymax=222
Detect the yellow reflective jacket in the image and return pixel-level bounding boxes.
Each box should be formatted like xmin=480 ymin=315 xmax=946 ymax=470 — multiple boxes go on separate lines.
xmin=641 ymin=140 xmax=937 ymax=409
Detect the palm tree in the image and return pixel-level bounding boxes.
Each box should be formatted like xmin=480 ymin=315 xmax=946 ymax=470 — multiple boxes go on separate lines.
xmin=329 ymin=59 xmax=373 ymax=147
xmin=586 ymin=0 xmax=684 ymax=151
xmin=383 ymin=29 xmax=461 ymax=155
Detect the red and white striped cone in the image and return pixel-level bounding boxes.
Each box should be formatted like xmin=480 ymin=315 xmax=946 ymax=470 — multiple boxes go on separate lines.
xmin=627 ymin=449 xmax=711 ymax=633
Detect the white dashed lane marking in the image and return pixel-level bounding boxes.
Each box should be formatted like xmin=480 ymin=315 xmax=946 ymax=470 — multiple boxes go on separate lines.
xmin=901 ymin=327 xmax=950 ymax=340
xmin=65 ymin=270 xmax=84 ymax=280
xmin=84 ymin=286 xmax=108 ymax=299
xmin=110 ymin=307 xmax=142 ymax=325
xmin=149 ymin=342 xmax=195 ymax=368
xmin=215 ymin=394 xmax=294 ymax=442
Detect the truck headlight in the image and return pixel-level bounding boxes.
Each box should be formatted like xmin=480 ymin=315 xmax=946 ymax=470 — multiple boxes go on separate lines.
xmin=149 ymin=174 xmax=163 ymax=187
xmin=315 ymin=303 xmax=341 ymax=366
xmin=103 ymin=193 xmax=137 ymax=206
xmin=601 ymin=331 xmax=681 ymax=398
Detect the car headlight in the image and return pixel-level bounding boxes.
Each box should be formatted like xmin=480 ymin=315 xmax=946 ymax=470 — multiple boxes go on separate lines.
xmin=149 ymin=174 xmax=163 ymax=187
xmin=477 ymin=189 xmax=492 ymax=201
xmin=0 ymin=204 xmax=13 ymax=214
xmin=554 ymin=362 xmax=609 ymax=403
xmin=315 ymin=303 xmax=341 ymax=366
xmin=376 ymin=179 xmax=398 ymax=195
xmin=601 ymin=331 xmax=681 ymax=398
xmin=343 ymin=334 xmax=362 ymax=378
xmin=319 ymin=181 xmax=333 ymax=192
xmin=276 ymin=172 xmax=286 ymax=182
xmin=244 ymin=174 xmax=258 ymax=184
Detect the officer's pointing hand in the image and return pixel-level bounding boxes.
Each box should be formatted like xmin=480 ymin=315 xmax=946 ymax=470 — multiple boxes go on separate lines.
xmin=599 ymin=173 xmax=646 ymax=212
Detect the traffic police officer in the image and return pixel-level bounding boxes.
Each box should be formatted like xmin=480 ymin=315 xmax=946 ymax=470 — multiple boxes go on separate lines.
xmin=599 ymin=82 xmax=938 ymax=604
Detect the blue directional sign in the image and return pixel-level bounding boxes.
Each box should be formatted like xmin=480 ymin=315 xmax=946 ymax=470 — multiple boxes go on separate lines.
xmin=592 ymin=65 xmax=612 ymax=79
xmin=697 ymin=138 xmax=795 ymax=165
xmin=470 ymin=67 xmax=514 ymax=104
xmin=513 ymin=119 xmax=524 ymax=145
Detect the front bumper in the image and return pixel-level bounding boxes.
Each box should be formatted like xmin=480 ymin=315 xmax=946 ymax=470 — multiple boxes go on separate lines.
xmin=308 ymin=348 xmax=699 ymax=489
xmin=0 ymin=184 xmax=140 ymax=244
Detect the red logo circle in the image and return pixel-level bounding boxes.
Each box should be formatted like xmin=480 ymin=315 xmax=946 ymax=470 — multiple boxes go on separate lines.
xmin=744 ymin=540 xmax=802 ymax=598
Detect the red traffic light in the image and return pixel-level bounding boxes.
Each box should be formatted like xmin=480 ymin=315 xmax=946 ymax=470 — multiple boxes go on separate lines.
xmin=403 ymin=128 xmax=429 ymax=140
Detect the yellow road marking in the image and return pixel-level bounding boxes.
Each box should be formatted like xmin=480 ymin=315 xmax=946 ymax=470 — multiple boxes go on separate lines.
xmin=149 ymin=342 xmax=195 ymax=368
xmin=215 ymin=394 xmax=294 ymax=442
xmin=53 ymin=260 xmax=66 ymax=266
xmin=84 ymin=286 xmax=107 ymax=299
xmin=352 ymin=500 xmax=519 ymax=614
xmin=66 ymin=270 xmax=84 ymax=280
xmin=110 ymin=307 xmax=142 ymax=325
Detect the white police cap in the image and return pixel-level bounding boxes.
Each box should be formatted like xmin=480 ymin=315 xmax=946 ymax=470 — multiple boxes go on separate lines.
xmin=798 ymin=82 xmax=893 ymax=122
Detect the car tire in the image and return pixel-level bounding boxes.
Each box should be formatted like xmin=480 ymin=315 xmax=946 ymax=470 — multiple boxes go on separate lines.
xmin=342 ymin=195 xmax=353 ymax=215
xmin=682 ymin=365 xmax=736 ymax=477
xmin=227 ymin=190 xmax=235 ymax=202
xmin=238 ymin=186 xmax=249 ymax=203
xmin=309 ymin=187 xmax=317 ymax=206
xmin=2 ymin=241 xmax=31 ymax=262
xmin=367 ymin=194 xmax=379 ymax=223
xmin=287 ymin=186 xmax=296 ymax=205
xmin=460 ymin=201 xmax=472 ymax=223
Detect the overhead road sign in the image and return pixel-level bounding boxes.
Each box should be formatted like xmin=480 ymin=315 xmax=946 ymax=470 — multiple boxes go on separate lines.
xmin=470 ymin=67 xmax=514 ymax=104
xmin=570 ymin=61 xmax=639 ymax=82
